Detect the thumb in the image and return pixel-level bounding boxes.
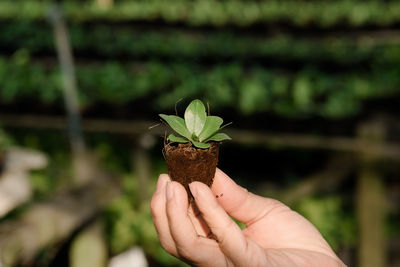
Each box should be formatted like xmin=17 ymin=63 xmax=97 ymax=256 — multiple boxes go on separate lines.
xmin=189 ymin=181 xmax=248 ymax=265
xmin=211 ymin=168 xmax=283 ymax=226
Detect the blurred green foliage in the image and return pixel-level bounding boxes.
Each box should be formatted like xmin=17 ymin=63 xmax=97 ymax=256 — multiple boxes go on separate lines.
xmin=1 ymin=0 xmax=400 ymax=27
xmin=1 ymin=5 xmax=400 ymax=118
xmin=1 ymin=51 xmax=399 ymax=118
xmin=3 ymin=21 xmax=400 ymax=64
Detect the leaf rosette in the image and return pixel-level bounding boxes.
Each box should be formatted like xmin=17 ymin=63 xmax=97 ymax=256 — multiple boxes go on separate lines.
xmin=159 ymin=99 xmax=231 ymax=148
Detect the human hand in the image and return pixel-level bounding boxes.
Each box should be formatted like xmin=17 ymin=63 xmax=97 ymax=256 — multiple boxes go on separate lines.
xmin=151 ymin=168 xmax=346 ymax=267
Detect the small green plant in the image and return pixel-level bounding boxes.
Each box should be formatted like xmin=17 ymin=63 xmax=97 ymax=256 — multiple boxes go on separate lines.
xmin=159 ymin=99 xmax=231 ymax=148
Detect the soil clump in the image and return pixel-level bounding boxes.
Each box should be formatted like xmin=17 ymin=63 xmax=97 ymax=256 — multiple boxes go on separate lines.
xmin=164 ymin=142 xmax=219 ymax=199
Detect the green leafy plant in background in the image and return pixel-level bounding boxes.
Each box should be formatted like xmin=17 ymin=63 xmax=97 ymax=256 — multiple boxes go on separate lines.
xmin=2 ymin=0 xmax=400 ymax=27
xmin=2 ymin=52 xmax=400 ymax=118
xmin=5 ymin=22 xmax=400 ymax=64
xmin=159 ymin=99 xmax=231 ymax=148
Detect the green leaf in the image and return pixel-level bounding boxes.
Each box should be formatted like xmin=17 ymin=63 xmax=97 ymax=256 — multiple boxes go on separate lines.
xmin=184 ymin=99 xmax=207 ymax=137
xmin=204 ymin=132 xmax=231 ymax=142
xmin=168 ymin=134 xmax=189 ymax=143
xmin=159 ymin=114 xmax=191 ymax=140
xmin=192 ymin=140 xmax=210 ymax=149
xmin=198 ymin=116 xmax=223 ymax=142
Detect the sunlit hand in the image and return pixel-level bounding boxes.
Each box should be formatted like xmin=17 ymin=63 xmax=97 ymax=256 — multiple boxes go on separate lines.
xmin=151 ymin=168 xmax=346 ymax=267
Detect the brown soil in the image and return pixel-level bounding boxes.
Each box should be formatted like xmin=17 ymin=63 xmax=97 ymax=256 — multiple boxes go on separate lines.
xmin=164 ymin=142 xmax=220 ymax=199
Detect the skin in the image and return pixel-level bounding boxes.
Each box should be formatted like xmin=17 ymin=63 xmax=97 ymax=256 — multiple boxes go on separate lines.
xmin=151 ymin=168 xmax=346 ymax=267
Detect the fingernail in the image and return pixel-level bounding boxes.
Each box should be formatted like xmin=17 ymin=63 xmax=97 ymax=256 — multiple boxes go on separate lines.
xmin=166 ymin=182 xmax=174 ymax=201
xmin=155 ymin=175 xmax=167 ymax=194
xmin=189 ymin=182 xmax=198 ymax=198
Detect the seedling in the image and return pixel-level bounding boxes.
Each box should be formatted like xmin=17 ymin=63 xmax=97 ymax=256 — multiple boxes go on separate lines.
xmin=159 ymin=99 xmax=231 ymax=198
xmin=159 ymin=99 xmax=231 ymax=148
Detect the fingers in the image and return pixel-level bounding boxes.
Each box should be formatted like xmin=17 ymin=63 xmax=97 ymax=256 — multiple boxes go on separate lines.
xmin=166 ymin=181 xmax=224 ymax=265
xmin=211 ymin=168 xmax=283 ymax=226
xmin=150 ymin=174 xmax=177 ymax=255
xmin=189 ymin=181 xmax=249 ymax=265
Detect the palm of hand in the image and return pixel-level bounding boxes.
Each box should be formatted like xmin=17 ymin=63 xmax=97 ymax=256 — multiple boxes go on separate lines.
xmin=151 ymin=169 xmax=345 ymax=267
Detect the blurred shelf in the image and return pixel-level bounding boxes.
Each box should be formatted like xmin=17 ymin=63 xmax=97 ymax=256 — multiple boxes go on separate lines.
xmin=2 ymin=113 xmax=400 ymax=160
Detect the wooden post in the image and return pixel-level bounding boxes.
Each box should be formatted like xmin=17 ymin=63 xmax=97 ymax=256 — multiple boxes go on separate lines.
xmin=48 ymin=5 xmax=93 ymax=185
xmin=356 ymin=121 xmax=387 ymax=267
